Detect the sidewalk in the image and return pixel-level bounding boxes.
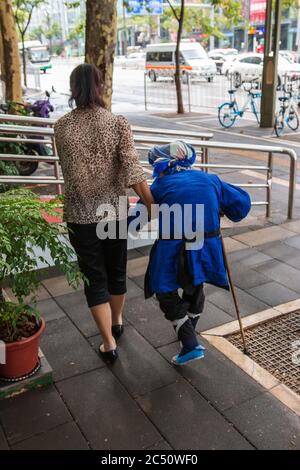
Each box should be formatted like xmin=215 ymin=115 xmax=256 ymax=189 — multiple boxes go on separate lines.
xmin=1 ymin=111 xmax=300 ymax=450
xmin=1 ymin=217 xmax=300 ymax=450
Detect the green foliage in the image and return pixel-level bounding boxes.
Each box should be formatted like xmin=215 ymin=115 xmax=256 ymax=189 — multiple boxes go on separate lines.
xmin=163 ymin=0 xmax=243 ymax=38
xmin=13 ymin=0 xmax=47 ymax=38
xmin=68 ymin=13 xmax=85 ymax=42
xmin=45 ymin=21 xmax=62 ymax=41
xmin=0 ymin=162 xmax=19 ymax=194
xmin=0 ymin=189 xmax=83 ymax=341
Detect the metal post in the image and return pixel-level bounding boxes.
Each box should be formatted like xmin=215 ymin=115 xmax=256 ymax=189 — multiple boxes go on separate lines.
xmin=144 ymin=73 xmax=148 ymax=111
xmin=260 ymin=0 xmax=282 ymax=128
xmin=187 ymin=73 xmax=191 ymax=113
xmin=51 ymin=136 xmax=62 ymax=195
xmin=288 ymin=150 xmax=297 ymax=219
xmin=266 ymin=151 xmax=273 ymax=218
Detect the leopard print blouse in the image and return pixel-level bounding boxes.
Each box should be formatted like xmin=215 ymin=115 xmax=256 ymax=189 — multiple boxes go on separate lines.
xmin=54 ymin=107 xmax=145 ymax=223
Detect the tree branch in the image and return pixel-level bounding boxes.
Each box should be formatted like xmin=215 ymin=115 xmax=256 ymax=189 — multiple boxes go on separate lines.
xmin=166 ymin=0 xmax=180 ymax=22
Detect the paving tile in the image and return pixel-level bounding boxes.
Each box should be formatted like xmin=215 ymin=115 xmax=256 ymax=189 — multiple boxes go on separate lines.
xmin=230 ymin=266 xmax=270 ymax=291
xmin=206 ymin=286 xmax=269 ymax=318
xmin=197 ymin=301 xmax=233 ymax=332
xmin=126 ymin=278 xmax=144 ymax=300
xmin=223 ymin=237 xmax=248 ymax=253
xmin=127 ymin=248 xmax=145 ymax=260
xmin=130 ymin=275 xmax=145 ymax=290
xmin=233 ymin=226 xmax=295 ymax=247
xmin=224 ymin=392 xmax=300 ymax=450
xmin=127 ymin=256 xmax=149 ymax=278
xmin=137 ymin=380 xmax=253 ymax=450
xmin=227 ymin=247 xmax=261 ymax=262
xmin=238 ymin=252 xmax=272 ymax=268
xmin=4 ymin=285 xmax=51 ymax=303
xmin=42 ymin=275 xmax=82 ymax=297
xmin=0 ymin=425 xmax=9 ymax=450
xmin=55 ymin=290 xmax=99 ymax=337
xmin=255 ymin=259 xmax=300 ymax=294
xmin=41 ymin=317 xmax=103 ymax=381
xmin=124 ymin=296 xmax=177 ymax=348
xmin=146 ymin=440 xmax=172 ymax=450
xmin=0 ymin=386 xmax=72 ymax=445
xmin=36 ymin=298 xmax=66 ymax=323
xmin=249 ymin=282 xmax=299 ymax=307
xmin=284 ymin=235 xmax=300 ymax=250
xmin=256 ymin=242 xmax=300 ymax=269
xmin=11 ymin=422 xmax=89 ymax=450
xmin=57 ymin=369 xmax=161 ymax=450
xmin=281 ymin=220 xmax=300 ymax=234
xmin=137 ymin=245 xmax=153 ymax=256
xmin=159 ymin=339 xmax=265 ymax=412
xmin=89 ymin=326 xmax=177 ymax=398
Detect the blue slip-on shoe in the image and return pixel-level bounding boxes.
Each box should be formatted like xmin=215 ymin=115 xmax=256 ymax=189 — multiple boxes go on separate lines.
xmin=171 ymin=347 xmax=205 ymax=366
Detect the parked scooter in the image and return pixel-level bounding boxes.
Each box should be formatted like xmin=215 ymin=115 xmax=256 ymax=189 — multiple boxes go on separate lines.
xmin=0 ymin=89 xmax=54 ymax=176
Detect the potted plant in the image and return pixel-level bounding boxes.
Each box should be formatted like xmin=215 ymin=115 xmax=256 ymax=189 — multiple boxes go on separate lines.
xmin=0 ymin=188 xmax=82 ymax=379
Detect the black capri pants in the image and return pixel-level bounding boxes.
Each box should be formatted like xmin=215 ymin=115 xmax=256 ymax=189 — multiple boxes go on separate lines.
xmin=67 ymin=222 xmax=127 ymax=308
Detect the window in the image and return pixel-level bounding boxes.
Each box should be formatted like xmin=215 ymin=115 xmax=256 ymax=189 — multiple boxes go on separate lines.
xmin=146 ymin=52 xmax=159 ymax=62
xmin=158 ymin=51 xmax=173 ymax=62
xmin=239 ymin=57 xmax=253 ymax=64
xmin=251 ymin=57 xmax=263 ymax=65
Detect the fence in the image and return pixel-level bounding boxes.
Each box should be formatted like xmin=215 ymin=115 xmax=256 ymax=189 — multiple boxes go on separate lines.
xmin=0 ymin=116 xmax=297 ymax=219
xmin=144 ymin=71 xmax=300 ymax=117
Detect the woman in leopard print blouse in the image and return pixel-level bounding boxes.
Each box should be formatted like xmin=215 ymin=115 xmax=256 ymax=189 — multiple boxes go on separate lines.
xmin=54 ymin=64 xmax=153 ymax=364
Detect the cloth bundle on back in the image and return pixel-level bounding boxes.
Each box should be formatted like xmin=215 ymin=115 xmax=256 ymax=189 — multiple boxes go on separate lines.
xmin=142 ymin=140 xmax=251 ymax=365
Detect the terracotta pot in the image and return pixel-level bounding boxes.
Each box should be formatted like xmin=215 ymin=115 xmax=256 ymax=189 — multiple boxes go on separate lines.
xmin=0 ymin=317 xmax=45 ymax=379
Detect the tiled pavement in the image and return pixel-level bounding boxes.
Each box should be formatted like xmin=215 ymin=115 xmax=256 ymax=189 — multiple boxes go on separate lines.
xmin=1 ymin=220 xmax=300 ymax=450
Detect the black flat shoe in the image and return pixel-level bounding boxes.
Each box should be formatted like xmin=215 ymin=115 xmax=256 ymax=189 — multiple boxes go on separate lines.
xmin=112 ymin=324 xmax=124 ymax=340
xmin=99 ymin=347 xmax=118 ymax=365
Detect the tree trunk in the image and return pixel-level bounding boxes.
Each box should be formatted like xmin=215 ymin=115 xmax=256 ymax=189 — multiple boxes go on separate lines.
xmin=0 ymin=0 xmax=22 ymax=103
xmin=85 ymin=0 xmax=118 ymax=110
xmin=175 ymin=0 xmax=185 ymax=114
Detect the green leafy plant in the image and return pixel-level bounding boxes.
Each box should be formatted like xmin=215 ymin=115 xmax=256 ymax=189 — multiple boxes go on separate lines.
xmin=0 ymin=188 xmax=82 ymax=342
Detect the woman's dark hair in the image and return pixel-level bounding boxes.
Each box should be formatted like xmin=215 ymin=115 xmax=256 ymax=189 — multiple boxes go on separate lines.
xmin=69 ymin=63 xmax=105 ymax=109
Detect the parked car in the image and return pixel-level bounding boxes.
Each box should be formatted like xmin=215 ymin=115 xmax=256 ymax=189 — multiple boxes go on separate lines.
xmin=208 ymin=48 xmax=238 ymax=74
xmin=121 ymin=52 xmax=146 ymax=69
xmin=145 ymin=42 xmax=217 ymax=82
xmin=228 ymin=53 xmax=300 ymax=88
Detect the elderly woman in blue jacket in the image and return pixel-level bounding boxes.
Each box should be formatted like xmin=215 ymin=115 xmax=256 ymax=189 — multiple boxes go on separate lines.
xmin=137 ymin=140 xmax=251 ymax=366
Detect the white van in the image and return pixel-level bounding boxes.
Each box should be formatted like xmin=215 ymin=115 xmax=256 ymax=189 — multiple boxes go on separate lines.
xmin=145 ymin=42 xmax=217 ymax=82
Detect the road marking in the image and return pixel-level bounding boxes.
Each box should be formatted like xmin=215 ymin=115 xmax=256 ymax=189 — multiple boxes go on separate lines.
xmin=241 ymin=169 xmax=300 ymax=190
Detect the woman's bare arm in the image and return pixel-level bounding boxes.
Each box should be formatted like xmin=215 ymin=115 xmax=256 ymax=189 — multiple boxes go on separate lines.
xmin=131 ymin=180 xmax=154 ymax=217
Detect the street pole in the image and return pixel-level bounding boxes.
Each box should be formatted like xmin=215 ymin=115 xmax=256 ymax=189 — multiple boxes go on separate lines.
xmin=122 ymin=1 xmax=128 ymax=56
xmin=260 ymin=0 xmax=282 ymax=128
xmin=297 ymin=1 xmax=300 ymax=53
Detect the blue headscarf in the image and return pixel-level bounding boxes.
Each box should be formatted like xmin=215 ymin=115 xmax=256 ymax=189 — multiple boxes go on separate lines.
xmin=148 ymin=140 xmax=196 ymax=177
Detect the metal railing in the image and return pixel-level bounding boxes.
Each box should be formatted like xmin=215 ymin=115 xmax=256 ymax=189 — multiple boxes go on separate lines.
xmin=0 ymin=120 xmax=297 ymax=218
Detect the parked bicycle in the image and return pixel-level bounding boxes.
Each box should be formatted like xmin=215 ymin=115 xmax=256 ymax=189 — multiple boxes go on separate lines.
xmin=274 ymin=81 xmax=299 ymax=137
xmin=218 ymin=80 xmax=261 ymax=128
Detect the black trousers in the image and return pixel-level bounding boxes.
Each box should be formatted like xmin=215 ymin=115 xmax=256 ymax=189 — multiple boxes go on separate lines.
xmin=67 ymin=222 xmax=127 ymax=308
xmin=156 ymin=284 xmax=205 ymax=322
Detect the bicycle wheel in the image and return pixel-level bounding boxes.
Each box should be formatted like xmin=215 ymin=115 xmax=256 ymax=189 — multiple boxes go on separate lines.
xmin=286 ymin=106 xmax=299 ymax=131
xmin=218 ymin=102 xmax=237 ymax=128
xmin=274 ymin=109 xmax=285 ymax=137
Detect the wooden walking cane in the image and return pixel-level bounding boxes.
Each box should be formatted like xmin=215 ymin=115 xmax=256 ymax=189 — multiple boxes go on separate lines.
xmin=220 ymin=232 xmax=249 ymax=355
